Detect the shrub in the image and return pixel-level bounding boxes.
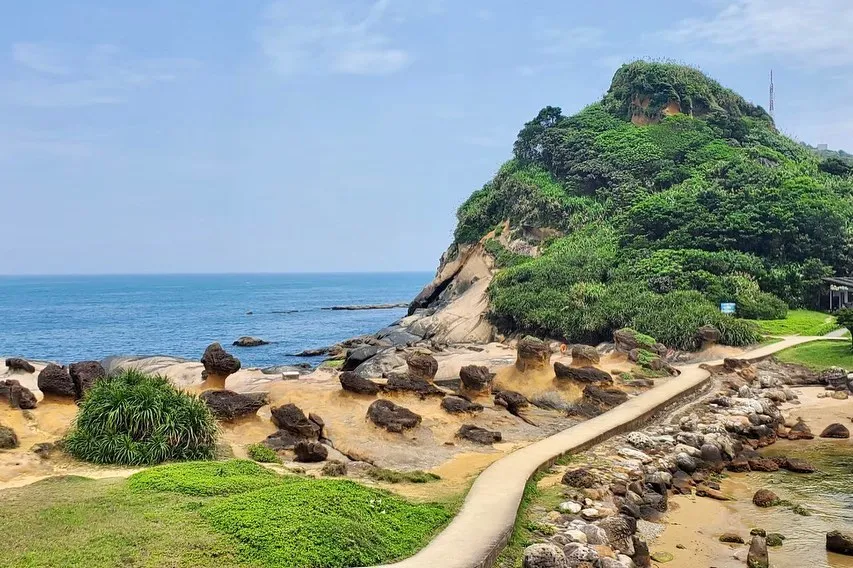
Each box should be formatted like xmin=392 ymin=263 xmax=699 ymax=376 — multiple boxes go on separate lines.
xmin=128 ymin=460 xmax=285 ymax=496
xmin=64 ymin=370 xmax=218 ymax=465
xmin=247 ymin=443 xmax=280 ymax=464
xmin=736 ymin=291 xmax=788 ymax=320
xmin=837 ymin=308 xmax=853 ymax=349
xmin=365 ymin=468 xmax=441 ymax=484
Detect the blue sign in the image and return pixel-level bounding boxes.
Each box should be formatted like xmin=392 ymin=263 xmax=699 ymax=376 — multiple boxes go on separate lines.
xmin=720 ymin=303 xmax=736 ymax=315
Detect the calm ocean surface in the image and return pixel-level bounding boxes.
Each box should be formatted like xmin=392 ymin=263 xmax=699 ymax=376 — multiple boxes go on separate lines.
xmin=0 ymin=273 xmax=431 ymax=368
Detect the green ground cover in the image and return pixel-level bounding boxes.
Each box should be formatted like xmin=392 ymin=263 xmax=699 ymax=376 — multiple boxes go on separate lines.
xmin=775 ymin=339 xmax=853 ymax=371
xmin=750 ymin=309 xmax=839 ymax=337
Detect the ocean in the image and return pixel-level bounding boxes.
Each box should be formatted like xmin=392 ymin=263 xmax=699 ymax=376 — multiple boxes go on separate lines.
xmin=0 ymin=273 xmax=431 ymax=368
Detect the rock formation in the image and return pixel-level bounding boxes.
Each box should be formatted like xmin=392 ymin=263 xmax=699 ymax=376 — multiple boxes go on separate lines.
xmin=0 ymin=424 xmax=18 ymax=449
xmin=367 ymin=399 xmax=422 ymax=433
xmin=570 ymin=344 xmax=600 ymax=366
xmin=339 ymin=371 xmax=381 ymax=395
xmin=459 ymin=364 xmax=494 ymax=397
xmin=383 ymin=373 xmax=445 ymax=397
xmin=553 ymin=363 xmax=613 ymax=385
xmin=68 ymin=360 xmax=106 ymax=398
xmin=820 ymin=423 xmax=850 ymax=439
xmin=0 ymin=380 xmax=37 ymax=409
xmin=406 ymin=351 xmax=438 ymax=383
xmin=516 ymin=336 xmax=550 ymax=372
xmin=232 ymin=336 xmax=269 ymax=347
xmin=294 ymin=440 xmax=328 ymax=462
xmin=200 ymin=343 xmax=241 ymax=388
xmin=457 ymin=424 xmax=502 ymax=444
xmin=200 ymin=390 xmax=268 ymax=420
xmin=270 ymin=403 xmax=321 ymax=439
xmin=37 ymin=363 xmax=75 ymax=398
xmin=5 ymin=358 xmax=35 ymax=373
xmin=441 ymin=396 xmax=484 ymax=414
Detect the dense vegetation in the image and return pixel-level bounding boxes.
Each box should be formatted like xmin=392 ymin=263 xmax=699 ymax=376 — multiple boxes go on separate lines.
xmin=65 ymin=370 xmax=218 ymax=465
xmin=776 ymin=339 xmax=853 ymax=371
xmin=453 ymin=61 xmax=853 ymax=349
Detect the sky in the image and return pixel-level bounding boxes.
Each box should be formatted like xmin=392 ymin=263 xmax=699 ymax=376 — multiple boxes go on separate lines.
xmin=1 ymin=0 xmax=852 ymax=275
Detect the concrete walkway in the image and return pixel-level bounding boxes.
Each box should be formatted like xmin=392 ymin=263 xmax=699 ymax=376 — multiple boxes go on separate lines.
xmin=369 ymin=336 xmax=829 ymax=568
xmin=826 ymin=327 xmax=849 ymax=338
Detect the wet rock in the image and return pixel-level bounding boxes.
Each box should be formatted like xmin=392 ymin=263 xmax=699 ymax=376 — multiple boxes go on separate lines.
xmin=339 ymin=371 xmax=381 ymax=395
xmin=441 ymin=396 xmax=483 ymax=414
xmin=384 ymin=373 xmax=445 ymax=397
xmin=459 ymin=365 xmax=494 ymax=396
xmin=0 ymin=424 xmax=18 ymax=449
xmin=321 ymin=460 xmax=347 ymax=476
xmin=695 ymin=485 xmax=730 ymax=500
xmin=766 ymin=533 xmax=785 ymax=547
xmin=752 ymin=489 xmax=780 ymax=507
xmin=200 ymin=343 xmax=241 ymax=383
xmin=293 ymin=440 xmax=328 ymax=462
xmin=826 ymin=531 xmax=853 ymax=555
xmin=457 ymin=424 xmax=502 ymax=445
xmin=554 ymin=363 xmax=613 ymax=385
xmin=367 ymin=399 xmax=422 ymax=433
xmin=562 ymin=468 xmax=598 ymax=488
xmin=781 ymin=457 xmax=816 ymax=473
xmin=820 ymin=423 xmax=850 ymax=439
xmin=571 ymin=344 xmax=600 ymax=366
xmin=5 ymin=358 xmax=35 ymax=373
xmin=37 ymin=363 xmax=75 ymax=398
xmin=200 ymin=390 xmax=268 ymax=420
xmin=232 ymin=336 xmax=269 ymax=347
xmin=516 ymin=336 xmax=550 ymax=372
xmin=406 ymin=352 xmax=438 ymax=383
xmin=747 ymin=458 xmax=779 ymax=472
xmin=270 ymin=403 xmax=321 ymax=439
xmin=522 ymin=543 xmax=569 ymax=568
xmin=747 ymin=535 xmax=769 ymax=568
xmin=719 ymin=532 xmax=744 ymax=544
xmin=341 ymin=345 xmax=380 ymax=372
xmin=726 ymin=455 xmax=750 ymax=472
xmin=787 ymin=418 xmax=814 ymax=440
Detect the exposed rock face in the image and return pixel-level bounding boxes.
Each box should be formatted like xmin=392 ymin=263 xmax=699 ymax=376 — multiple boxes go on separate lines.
xmin=457 ymin=424 xmax=502 ymax=444
xmin=270 ymin=403 xmax=321 ymax=439
xmin=339 ymin=371 xmax=381 ymax=395
xmin=752 ymin=488 xmax=780 ymax=507
xmin=5 ymin=358 xmax=35 ymax=373
xmin=522 ymin=543 xmax=569 ymax=568
xmin=200 ymin=390 xmax=268 ymax=420
xmin=0 ymin=424 xmax=18 ymax=449
xmin=553 ymin=363 xmax=613 ymax=385
xmin=787 ymin=418 xmax=815 ymax=440
xmin=0 ymin=380 xmax=37 ymax=409
xmin=820 ymin=423 xmax=850 ymax=439
xmin=459 ymin=365 xmax=494 ymax=396
xmin=827 ymin=531 xmax=853 ymax=555
xmin=697 ymin=324 xmax=722 ymax=343
xmin=37 ymin=363 xmax=75 ymax=398
xmin=570 ymin=386 xmax=629 ymax=417
xmin=780 ymin=457 xmax=816 ymax=473
xmin=441 ymin=396 xmax=484 ymax=414
xmin=353 ymin=348 xmax=406 ymax=379
xmin=68 ymin=361 xmax=106 ymax=398
xmin=384 ymin=373 xmax=445 ymax=397
xmin=495 ymin=390 xmax=529 ymax=415
xmin=232 ymin=336 xmax=269 ymax=347
xmin=747 ymin=535 xmax=769 ymax=568
xmin=516 ymin=336 xmax=550 ymax=372
xmin=342 ymin=345 xmax=379 ymax=372
xmin=200 ymin=343 xmax=241 ymax=386
xmin=406 ymin=352 xmax=438 ymax=383
xmin=263 ymin=430 xmax=299 ymax=450
xmin=294 ymin=440 xmax=328 ymax=462
xmin=367 ymin=399 xmax=422 ymax=433
xmin=570 ymin=344 xmax=600 ymax=366
xmin=613 ymin=328 xmax=665 ymax=356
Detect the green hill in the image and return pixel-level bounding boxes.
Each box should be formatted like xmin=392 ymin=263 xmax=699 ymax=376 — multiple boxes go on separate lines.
xmin=452 ymin=61 xmax=853 ymax=350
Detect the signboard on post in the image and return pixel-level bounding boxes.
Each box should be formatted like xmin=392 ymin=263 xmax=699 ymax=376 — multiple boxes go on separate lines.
xmin=720 ymin=303 xmax=736 ymax=315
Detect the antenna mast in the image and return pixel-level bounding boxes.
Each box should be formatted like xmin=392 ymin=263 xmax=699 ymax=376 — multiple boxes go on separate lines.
xmin=769 ymin=69 xmax=775 ymax=118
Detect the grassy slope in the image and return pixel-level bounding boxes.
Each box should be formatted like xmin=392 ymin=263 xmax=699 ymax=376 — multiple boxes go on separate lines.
xmin=750 ymin=309 xmax=839 ymax=337
xmin=0 ymin=461 xmax=453 ymax=568
xmin=775 ymin=339 xmax=853 ymax=371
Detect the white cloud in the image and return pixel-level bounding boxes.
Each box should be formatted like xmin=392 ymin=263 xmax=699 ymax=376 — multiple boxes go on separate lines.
xmin=4 ymin=42 xmax=197 ymax=108
xmin=257 ymin=0 xmax=414 ymax=76
xmin=664 ymin=0 xmax=853 ymax=66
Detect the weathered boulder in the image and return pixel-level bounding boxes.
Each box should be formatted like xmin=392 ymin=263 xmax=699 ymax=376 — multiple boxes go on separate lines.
xmin=562 ymin=468 xmax=597 ymax=488
xmin=270 ymin=403 xmax=321 ymax=439
xmin=232 ymin=336 xmax=269 ymax=347
xmin=68 ymin=360 xmax=106 ymax=398
xmin=200 ymin=343 xmax=241 ymax=386
xmin=367 ymin=399 xmax=422 ymax=433
xmin=294 ymin=440 xmax=328 ymax=462
xmin=5 ymin=358 xmax=35 ymax=373
xmin=827 ymin=531 xmax=853 ymax=555
xmin=632 ymin=535 xmax=651 ymax=568
xmin=384 ymin=373 xmax=445 ymax=397
xmin=353 ymin=348 xmax=407 ymax=379
xmin=570 ymin=344 xmax=600 ymax=366
xmin=787 ymin=418 xmax=815 ymax=440
xmin=614 ymin=328 xmax=665 ymax=356
xmin=820 ymin=423 xmax=850 ymax=439
xmin=321 ymin=460 xmax=347 ymax=476
xmin=1 ymin=380 xmax=37 ymax=409
xmin=407 ymin=352 xmax=438 ymax=383
xmin=457 ymin=424 xmax=501 ymax=445
xmin=459 ymin=365 xmax=494 ymax=396
xmin=570 ymin=385 xmax=629 ymax=417
xmin=0 ymin=424 xmax=18 ymax=449
xmin=37 ymin=363 xmax=75 ymax=398
xmin=263 ymin=430 xmax=299 ymax=450
xmin=339 ymin=371 xmax=381 ymax=395
xmin=522 ymin=543 xmax=569 ymax=568
xmin=719 ymin=532 xmax=744 ymax=544
xmin=697 ymin=324 xmax=722 ymax=343
xmin=441 ymin=396 xmax=484 ymax=414
xmin=554 ymin=362 xmax=613 ymax=385
xmin=515 ymin=336 xmax=550 ymax=372
xmin=200 ymin=390 xmax=268 ymax=420
xmin=341 ymin=345 xmax=380 ymax=372
xmin=747 ymin=535 xmax=769 ymax=568
xmin=752 ymin=489 xmax=780 ymax=507
xmin=494 ymin=390 xmax=529 ymax=415
xmin=782 ymin=457 xmax=817 ymax=473
xmin=31 ymin=442 xmax=54 ymax=459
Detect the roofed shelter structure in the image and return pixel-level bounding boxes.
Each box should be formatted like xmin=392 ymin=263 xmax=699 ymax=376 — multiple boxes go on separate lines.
xmin=823 ymin=277 xmax=853 ymax=311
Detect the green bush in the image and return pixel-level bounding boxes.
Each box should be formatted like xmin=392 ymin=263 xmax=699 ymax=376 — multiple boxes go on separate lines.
xmin=736 ymin=291 xmax=788 ymax=320
xmin=65 ymin=370 xmax=218 ymax=465
xmin=837 ymin=308 xmax=853 ymax=349
xmin=128 ymin=460 xmax=285 ymax=496
xmin=366 ymin=468 xmax=441 ymax=484
xmin=202 ymin=479 xmax=452 ymax=567
xmin=247 ymin=443 xmax=280 ymax=464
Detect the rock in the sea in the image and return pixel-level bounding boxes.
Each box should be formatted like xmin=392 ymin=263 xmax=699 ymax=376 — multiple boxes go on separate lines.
xmin=339 ymin=371 xmax=381 ymax=395
xmin=553 ymin=362 xmax=613 ymax=385
xmin=0 ymin=424 xmax=18 ymax=449
xmin=1 ymin=380 xmax=37 ymax=409
xmin=719 ymin=532 xmax=744 ymax=544
xmin=68 ymin=360 xmax=106 ymax=398
xmin=832 ymin=390 xmax=849 ymax=400
xmin=459 ymin=365 xmax=494 ymax=396
xmin=571 ymin=344 xmax=600 ymax=366
xmin=522 ymin=543 xmax=569 ymax=568
xmin=457 ymin=424 xmax=502 ymax=445
xmin=293 ymin=440 xmax=328 ymax=462
xmin=820 ymin=423 xmax=850 ymax=439
xmin=384 ymin=373 xmax=445 ymax=397
xmin=5 ymin=358 xmax=35 ymax=373
xmin=747 ymin=535 xmax=769 ymax=568
xmin=562 ymin=468 xmax=597 ymax=488
xmin=698 ymin=324 xmax=722 ymax=343
xmin=367 ymin=399 xmax=422 ymax=433
xmin=827 ymin=531 xmax=853 ymax=555
xmin=787 ymin=418 xmax=815 ymax=440
xmin=37 ymin=363 xmax=75 ymax=398
xmin=766 ymin=533 xmax=785 ymax=547
xmin=270 ymin=403 xmax=321 ymax=439
xmin=752 ymin=489 xmax=780 ymax=507
xmin=406 ymin=351 xmax=438 ymax=383
xmin=494 ymin=390 xmax=529 ymax=415
xmin=232 ymin=336 xmax=269 ymax=347
xmin=200 ymin=343 xmax=241 ymax=383
xmin=781 ymin=457 xmax=816 ymax=473
xmin=441 ymin=396 xmax=484 ymax=414
xmin=200 ymin=390 xmax=268 ymax=420
xmin=516 ymin=336 xmax=550 ymax=372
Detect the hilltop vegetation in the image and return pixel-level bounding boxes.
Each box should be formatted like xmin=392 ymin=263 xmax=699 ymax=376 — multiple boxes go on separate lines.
xmin=454 ymin=61 xmax=853 ymax=349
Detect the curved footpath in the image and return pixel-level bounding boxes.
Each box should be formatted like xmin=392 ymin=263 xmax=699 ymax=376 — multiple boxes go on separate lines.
xmin=369 ymin=336 xmax=831 ymax=568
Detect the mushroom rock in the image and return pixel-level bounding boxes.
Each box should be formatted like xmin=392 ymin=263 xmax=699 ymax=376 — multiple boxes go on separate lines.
xmin=459 ymin=365 xmax=494 ymax=397
xmin=406 ymin=351 xmax=438 ymax=383
xmin=200 ymin=343 xmax=241 ymax=389
xmin=200 ymin=390 xmax=268 ymax=420
xmin=570 ymin=344 xmax=600 ymax=366
xmin=516 ymin=336 xmax=550 ymax=372
xmin=554 ymin=362 xmax=613 ymax=385
xmin=366 ymin=399 xmax=422 ymax=433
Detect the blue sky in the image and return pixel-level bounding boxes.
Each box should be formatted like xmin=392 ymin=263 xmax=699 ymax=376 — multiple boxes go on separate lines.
xmin=2 ymin=0 xmax=851 ymax=274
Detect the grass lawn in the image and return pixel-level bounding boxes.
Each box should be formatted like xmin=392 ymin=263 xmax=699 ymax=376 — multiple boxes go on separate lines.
xmin=751 ymin=309 xmax=839 ymax=337
xmin=0 ymin=461 xmax=453 ymax=568
xmin=775 ymin=339 xmax=853 ymax=371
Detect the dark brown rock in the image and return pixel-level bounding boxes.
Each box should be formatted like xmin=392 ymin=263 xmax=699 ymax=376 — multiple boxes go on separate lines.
xmin=752 ymin=489 xmax=780 ymax=507
xmin=787 ymin=418 xmax=814 ymax=440
xmin=494 ymin=390 xmax=529 ymax=415
xmin=407 ymin=352 xmax=438 ymax=383
xmin=384 ymin=373 xmax=445 ymax=397
xmin=820 ymin=423 xmax=850 ymax=439
xmin=562 ymin=468 xmax=597 ymax=488
xmin=441 ymin=396 xmax=484 ymax=414
xmin=459 ymin=365 xmax=494 ymax=396
xmin=726 ymin=455 xmax=751 ymax=472
xmin=554 ymin=362 xmax=613 ymax=385
xmin=270 ymin=403 xmax=320 ymax=439
xmin=367 ymin=399 xmax=422 ymax=433
xmin=6 ymin=380 xmax=37 ymax=409
xmin=263 ymin=429 xmax=299 ymax=450
xmin=37 ymin=363 xmax=75 ymax=398
xmin=632 ymin=536 xmax=651 ymax=568
xmin=570 ymin=344 xmax=600 ymax=366
xmin=341 ymin=345 xmax=379 ymax=372
xmin=5 ymin=358 xmax=35 ymax=373
xmin=748 ymin=458 xmax=780 ymax=472
xmin=782 ymin=457 xmax=817 ymax=473
xmin=232 ymin=336 xmax=269 ymax=347
xmin=457 ymin=424 xmax=501 ymax=444
xmin=827 ymin=531 xmax=853 ymax=555
xmin=200 ymin=343 xmax=241 ymax=378
xmin=68 ymin=360 xmax=106 ymax=398
xmin=294 ymin=440 xmax=328 ymax=462
xmin=321 ymin=460 xmax=347 ymax=476
xmin=515 ymin=336 xmax=550 ymax=372
xmin=200 ymin=390 xmax=268 ymax=420
xmin=747 ymin=536 xmax=769 ymax=568
xmin=339 ymin=371 xmax=381 ymax=395
xmin=698 ymin=325 xmax=722 ymax=343
xmin=31 ymin=442 xmax=54 ymax=459
xmin=719 ymin=532 xmax=744 ymax=544
xmin=0 ymin=424 xmax=18 ymax=449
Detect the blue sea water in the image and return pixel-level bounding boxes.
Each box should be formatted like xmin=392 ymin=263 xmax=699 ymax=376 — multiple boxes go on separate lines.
xmin=0 ymin=273 xmax=431 ymax=368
